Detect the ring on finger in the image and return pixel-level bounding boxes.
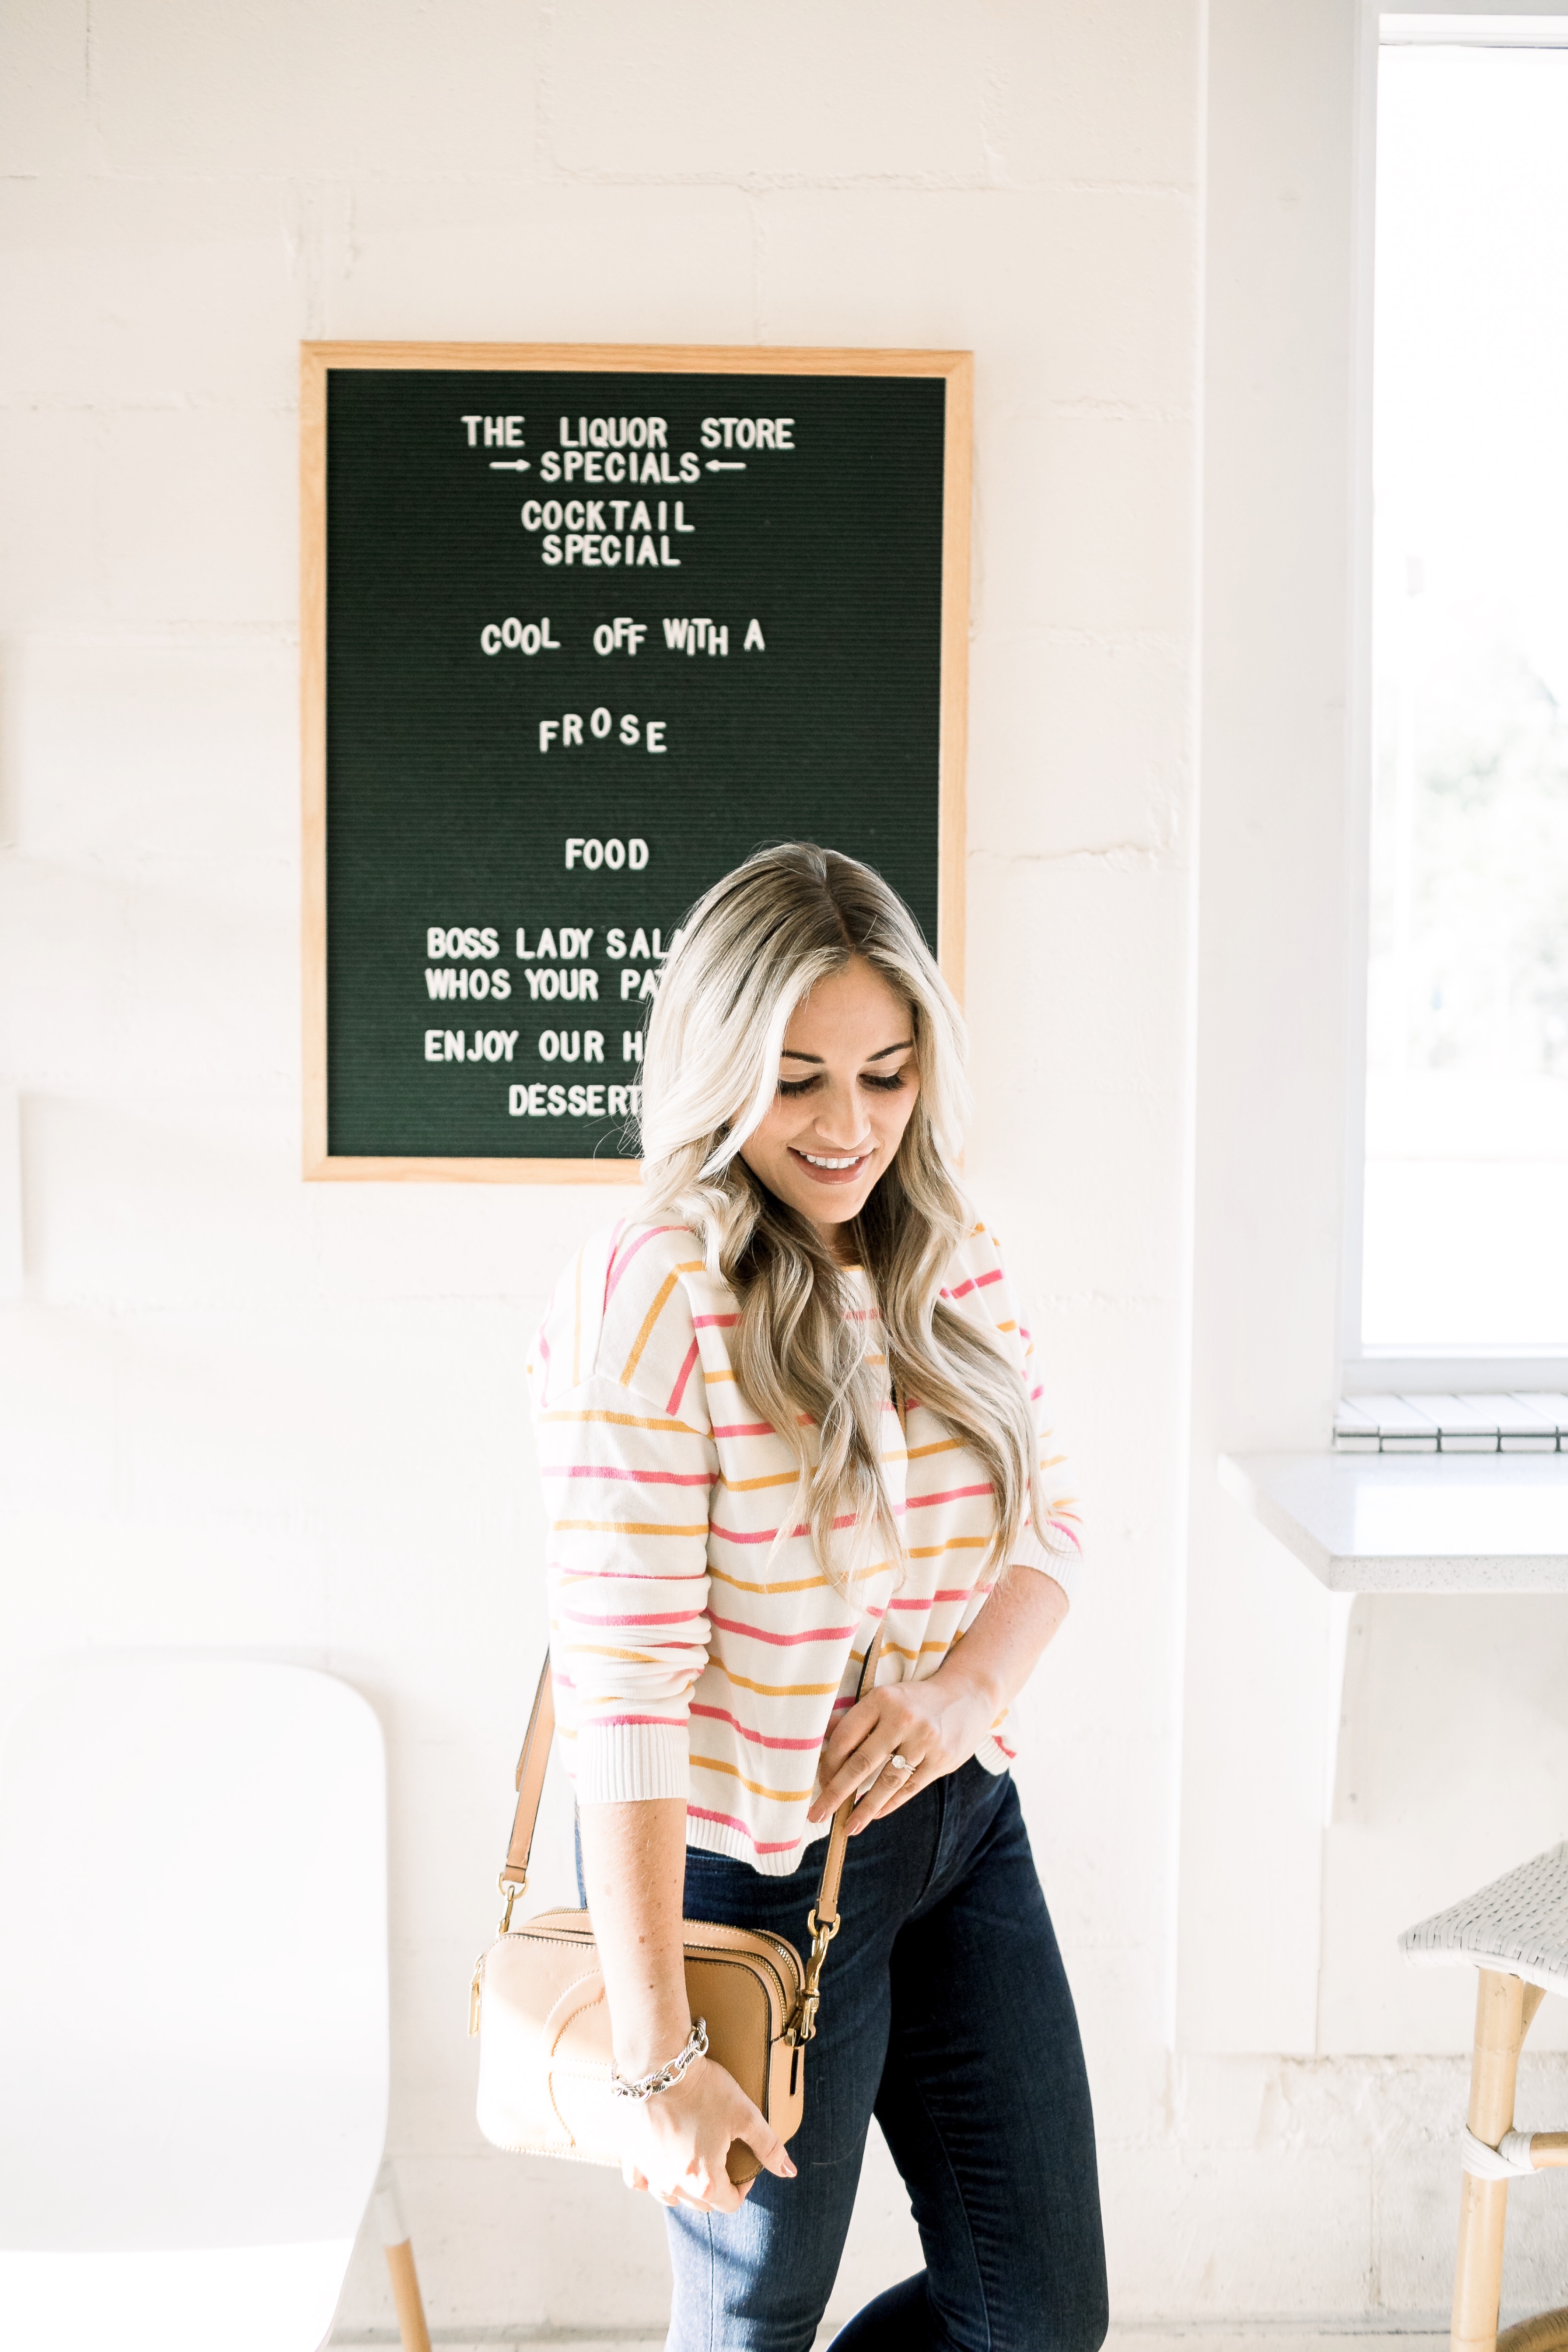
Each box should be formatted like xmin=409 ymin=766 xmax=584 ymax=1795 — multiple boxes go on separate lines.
xmin=884 ymin=1751 xmax=914 ymax=1775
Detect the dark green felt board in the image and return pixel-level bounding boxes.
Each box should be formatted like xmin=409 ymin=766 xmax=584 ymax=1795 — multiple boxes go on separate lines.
xmin=325 ymin=366 xmax=947 ymax=1160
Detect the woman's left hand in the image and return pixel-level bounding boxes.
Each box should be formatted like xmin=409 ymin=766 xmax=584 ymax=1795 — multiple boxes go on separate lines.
xmin=806 ymin=1667 xmax=997 ymax=1834
xmin=806 ymin=1570 xmax=1072 ymax=1835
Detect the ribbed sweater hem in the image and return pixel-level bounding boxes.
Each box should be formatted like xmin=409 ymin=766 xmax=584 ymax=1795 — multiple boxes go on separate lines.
xmin=1013 ymin=1532 xmax=1082 ymax=1603
xmin=575 ymin=1722 xmax=689 ymax=1804
xmin=567 ymin=1741 xmax=1015 ymax=1875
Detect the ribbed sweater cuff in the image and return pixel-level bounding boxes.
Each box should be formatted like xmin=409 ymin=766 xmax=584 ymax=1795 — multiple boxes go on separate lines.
xmin=574 ymin=1721 xmax=690 ymax=1804
xmin=1010 ymin=1525 xmax=1082 ymax=1603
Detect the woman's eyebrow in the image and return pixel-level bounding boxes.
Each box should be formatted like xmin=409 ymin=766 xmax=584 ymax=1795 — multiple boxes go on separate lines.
xmin=780 ymin=1039 xmax=914 ymax=1065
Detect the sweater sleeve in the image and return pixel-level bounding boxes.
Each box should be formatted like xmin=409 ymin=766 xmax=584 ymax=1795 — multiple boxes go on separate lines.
xmin=957 ymin=1225 xmax=1085 ymax=1602
xmin=529 ymin=1235 xmax=718 ymax=1803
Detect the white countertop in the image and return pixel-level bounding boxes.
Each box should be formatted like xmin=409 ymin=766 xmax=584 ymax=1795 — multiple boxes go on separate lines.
xmin=1219 ymin=1451 xmax=1568 ymax=1591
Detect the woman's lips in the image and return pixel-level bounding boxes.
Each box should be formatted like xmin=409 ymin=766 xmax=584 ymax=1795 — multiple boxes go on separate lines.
xmin=788 ymin=1146 xmax=872 ymax=1187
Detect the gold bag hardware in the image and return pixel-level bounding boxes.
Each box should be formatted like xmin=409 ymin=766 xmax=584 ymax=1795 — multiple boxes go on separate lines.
xmin=470 ymin=1624 xmax=882 ymax=2186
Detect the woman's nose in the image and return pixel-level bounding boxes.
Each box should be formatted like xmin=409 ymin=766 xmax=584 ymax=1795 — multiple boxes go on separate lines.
xmin=809 ymin=1089 xmax=871 ymax=1149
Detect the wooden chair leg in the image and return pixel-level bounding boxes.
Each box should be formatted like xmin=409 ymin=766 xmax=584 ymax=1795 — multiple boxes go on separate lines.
xmin=372 ymin=2158 xmax=432 ymax=2352
xmin=383 ymin=2235 xmax=432 ymax=2352
xmin=1451 ymin=1971 xmax=1542 ymax=2352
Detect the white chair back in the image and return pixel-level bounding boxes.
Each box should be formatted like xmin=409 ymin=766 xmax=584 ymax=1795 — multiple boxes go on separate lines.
xmin=0 ymin=1657 xmax=388 ymax=2351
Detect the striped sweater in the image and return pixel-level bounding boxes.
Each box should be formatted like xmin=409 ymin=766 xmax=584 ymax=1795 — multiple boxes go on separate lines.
xmin=527 ymin=1215 xmax=1082 ymax=1873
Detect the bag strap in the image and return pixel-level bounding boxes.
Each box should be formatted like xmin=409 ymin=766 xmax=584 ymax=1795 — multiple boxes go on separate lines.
xmin=496 ymin=1650 xmax=556 ymax=1928
xmin=493 ymin=1613 xmax=887 ymax=2039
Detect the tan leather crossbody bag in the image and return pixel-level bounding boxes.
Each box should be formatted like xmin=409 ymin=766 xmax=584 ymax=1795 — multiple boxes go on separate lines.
xmin=469 ymin=1623 xmax=885 ymax=2184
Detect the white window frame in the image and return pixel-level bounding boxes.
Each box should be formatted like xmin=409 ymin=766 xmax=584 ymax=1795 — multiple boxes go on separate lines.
xmin=1339 ymin=0 xmax=1568 ymax=1396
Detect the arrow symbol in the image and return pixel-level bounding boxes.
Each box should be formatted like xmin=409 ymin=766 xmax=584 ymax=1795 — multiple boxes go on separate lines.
xmin=705 ymin=459 xmax=746 ymax=472
xmin=488 ymin=458 xmax=531 ymax=471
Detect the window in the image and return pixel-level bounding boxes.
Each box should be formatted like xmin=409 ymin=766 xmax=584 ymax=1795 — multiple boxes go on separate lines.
xmin=1358 ymin=16 xmax=1568 ymax=1362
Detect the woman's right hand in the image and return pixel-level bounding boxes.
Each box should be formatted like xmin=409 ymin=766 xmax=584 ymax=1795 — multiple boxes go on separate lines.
xmin=618 ymin=2054 xmax=796 ymax=2211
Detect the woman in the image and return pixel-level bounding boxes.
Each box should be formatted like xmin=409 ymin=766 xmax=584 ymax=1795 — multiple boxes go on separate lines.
xmin=529 ymin=845 xmax=1107 ymax=2352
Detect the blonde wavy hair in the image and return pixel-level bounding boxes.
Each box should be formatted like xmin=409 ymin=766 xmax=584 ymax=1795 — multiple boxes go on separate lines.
xmin=638 ymin=843 xmax=1043 ymax=1600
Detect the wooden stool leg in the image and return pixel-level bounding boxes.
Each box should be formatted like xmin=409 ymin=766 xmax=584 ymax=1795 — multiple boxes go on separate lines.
xmin=1451 ymin=1971 xmax=1537 ymax=2352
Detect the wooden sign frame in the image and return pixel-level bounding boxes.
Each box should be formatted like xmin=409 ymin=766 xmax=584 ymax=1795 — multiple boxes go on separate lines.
xmin=301 ymin=341 xmax=971 ymax=1184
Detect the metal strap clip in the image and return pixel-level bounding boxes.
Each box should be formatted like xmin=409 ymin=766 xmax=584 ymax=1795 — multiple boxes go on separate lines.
xmin=793 ymin=1906 xmax=841 ymax=2043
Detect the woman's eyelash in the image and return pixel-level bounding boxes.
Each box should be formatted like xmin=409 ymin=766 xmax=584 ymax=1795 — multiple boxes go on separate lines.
xmin=776 ymin=1069 xmax=907 ymax=1099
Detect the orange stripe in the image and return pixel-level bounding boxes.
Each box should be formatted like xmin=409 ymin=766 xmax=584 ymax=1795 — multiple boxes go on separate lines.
xmin=718 ymin=1469 xmax=798 ymax=1492
xmin=709 ymin=1659 xmax=840 ymax=1699
xmin=691 ymin=1754 xmax=814 ymax=1802
xmin=906 ymin=1436 xmax=963 ymax=1459
xmin=541 ymin=1407 xmax=705 ymax=1434
xmin=907 ymin=1536 xmax=987 ymax=1559
xmin=621 ymin=1270 xmax=681 ymax=1385
xmin=557 ymin=1643 xmax=664 ymax=1665
xmin=709 ymin=1564 xmax=831 ymax=1596
xmin=550 ymin=1518 xmax=708 ymax=1537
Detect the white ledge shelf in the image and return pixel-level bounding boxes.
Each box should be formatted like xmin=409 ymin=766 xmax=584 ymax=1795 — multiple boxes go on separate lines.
xmin=1219 ymin=1453 xmax=1568 ymax=1825
xmin=1219 ymin=1450 xmax=1568 ymax=1592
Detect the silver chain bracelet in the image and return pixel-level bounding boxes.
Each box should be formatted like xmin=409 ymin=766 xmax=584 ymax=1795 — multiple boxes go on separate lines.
xmin=609 ymin=2016 xmax=709 ymax=2102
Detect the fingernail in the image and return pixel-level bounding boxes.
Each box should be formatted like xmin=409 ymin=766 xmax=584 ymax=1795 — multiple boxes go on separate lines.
xmin=784 ymin=2161 xmax=797 ymax=2177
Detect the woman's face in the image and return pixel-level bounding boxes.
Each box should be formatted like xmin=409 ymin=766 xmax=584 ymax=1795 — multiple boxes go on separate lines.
xmin=738 ymin=955 xmax=920 ymax=1252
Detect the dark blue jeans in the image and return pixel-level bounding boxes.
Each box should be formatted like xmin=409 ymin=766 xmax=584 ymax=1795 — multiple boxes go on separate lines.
xmin=661 ymin=1762 xmax=1107 ymax=2352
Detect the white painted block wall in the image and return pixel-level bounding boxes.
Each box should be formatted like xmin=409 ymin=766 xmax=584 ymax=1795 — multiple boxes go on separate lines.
xmin=1 ymin=1 xmax=1564 ymax=2341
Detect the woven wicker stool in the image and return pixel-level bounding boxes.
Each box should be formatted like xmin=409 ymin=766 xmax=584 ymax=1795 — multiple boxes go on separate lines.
xmin=1402 ymin=1841 xmax=1568 ymax=2352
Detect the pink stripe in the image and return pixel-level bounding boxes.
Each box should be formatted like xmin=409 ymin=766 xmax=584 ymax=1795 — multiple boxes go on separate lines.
xmin=590 ymin=1713 xmax=688 ymax=1728
xmin=544 ymin=1462 xmax=713 ymax=1487
xmin=692 ymin=1312 xmax=738 ymax=1329
xmin=598 ymin=1216 xmax=628 ymax=1313
xmin=888 ymin=1590 xmax=972 ymax=1609
xmin=558 ymin=1606 xmax=703 ymax=1627
xmin=940 ymin=1268 xmax=1003 ymax=1301
xmin=710 ymin=1509 xmax=863 ymax=1547
xmin=713 ymin=1421 xmax=774 ymax=1438
xmin=685 ymin=1803 xmax=802 ymax=1854
xmin=708 ymin=1610 xmax=855 ymax=1647
xmin=906 ymin=1482 xmax=994 ymax=1509
xmin=667 ymin=1336 xmax=701 ymax=1415
xmin=690 ymin=1702 xmax=824 ymax=1750
xmin=604 ymin=1222 xmax=679 ymax=1305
